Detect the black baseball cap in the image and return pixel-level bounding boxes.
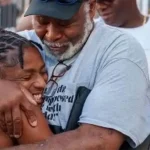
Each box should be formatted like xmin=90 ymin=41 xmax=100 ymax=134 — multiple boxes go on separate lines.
xmin=25 ymin=0 xmax=83 ymax=20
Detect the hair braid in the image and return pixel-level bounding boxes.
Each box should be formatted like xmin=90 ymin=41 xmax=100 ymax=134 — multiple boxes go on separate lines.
xmin=0 ymin=29 xmax=34 ymax=69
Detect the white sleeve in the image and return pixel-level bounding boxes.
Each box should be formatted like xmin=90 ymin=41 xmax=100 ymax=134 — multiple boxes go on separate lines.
xmin=79 ymin=58 xmax=150 ymax=148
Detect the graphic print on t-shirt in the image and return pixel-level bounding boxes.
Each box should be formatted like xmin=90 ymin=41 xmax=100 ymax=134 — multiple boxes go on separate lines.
xmin=42 ymin=82 xmax=77 ymax=130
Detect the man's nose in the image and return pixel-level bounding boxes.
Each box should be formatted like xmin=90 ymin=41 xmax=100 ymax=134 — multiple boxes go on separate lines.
xmin=45 ymin=23 xmax=62 ymax=42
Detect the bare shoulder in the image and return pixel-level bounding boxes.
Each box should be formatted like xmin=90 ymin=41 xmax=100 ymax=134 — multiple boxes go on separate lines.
xmin=0 ymin=128 xmax=13 ymax=148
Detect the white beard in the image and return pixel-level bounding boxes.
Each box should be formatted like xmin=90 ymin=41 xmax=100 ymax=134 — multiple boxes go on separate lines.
xmin=43 ymin=4 xmax=93 ymax=61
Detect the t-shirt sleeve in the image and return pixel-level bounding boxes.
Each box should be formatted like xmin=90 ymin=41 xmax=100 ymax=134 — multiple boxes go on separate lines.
xmin=79 ymin=58 xmax=150 ymax=148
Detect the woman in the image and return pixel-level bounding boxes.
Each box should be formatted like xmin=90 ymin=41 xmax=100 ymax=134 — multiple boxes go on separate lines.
xmin=0 ymin=29 xmax=52 ymax=148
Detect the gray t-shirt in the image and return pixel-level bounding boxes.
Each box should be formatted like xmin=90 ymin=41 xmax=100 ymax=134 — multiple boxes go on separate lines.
xmin=18 ymin=21 xmax=150 ymax=148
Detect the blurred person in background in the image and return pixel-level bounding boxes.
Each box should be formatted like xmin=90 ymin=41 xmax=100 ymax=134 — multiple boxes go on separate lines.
xmin=96 ymin=0 xmax=150 ymax=75
xmin=0 ymin=0 xmax=19 ymax=30
xmin=0 ymin=0 xmax=12 ymax=6
xmin=16 ymin=0 xmax=33 ymax=31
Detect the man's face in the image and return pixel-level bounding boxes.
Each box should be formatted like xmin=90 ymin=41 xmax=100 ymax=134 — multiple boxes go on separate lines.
xmin=96 ymin=0 xmax=131 ymax=27
xmin=32 ymin=1 xmax=95 ymax=61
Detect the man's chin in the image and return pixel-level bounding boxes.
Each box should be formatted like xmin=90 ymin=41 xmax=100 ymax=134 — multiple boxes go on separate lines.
xmin=55 ymin=53 xmax=73 ymax=61
xmin=54 ymin=49 xmax=78 ymax=61
xmin=50 ymin=50 xmax=67 ymax=60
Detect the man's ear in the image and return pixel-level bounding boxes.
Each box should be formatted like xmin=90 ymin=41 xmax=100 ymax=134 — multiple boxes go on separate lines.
xmin=89 ymin=0 xmax=96 ymax=20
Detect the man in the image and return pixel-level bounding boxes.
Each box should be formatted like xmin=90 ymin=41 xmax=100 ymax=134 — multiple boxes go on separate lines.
xmin=0 ymin=0 xmax=150 ymax=150
xmin=96 ymin=0 xmax=150 ymax=74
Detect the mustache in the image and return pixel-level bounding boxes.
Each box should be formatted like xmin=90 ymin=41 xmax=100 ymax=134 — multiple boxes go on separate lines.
xmin=43 ymin=40 xmax=70 ymax=48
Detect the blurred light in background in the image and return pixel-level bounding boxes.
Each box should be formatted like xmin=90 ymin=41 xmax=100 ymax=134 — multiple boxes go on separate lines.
xmin=137 ymin=0 xmax=150 ymax=15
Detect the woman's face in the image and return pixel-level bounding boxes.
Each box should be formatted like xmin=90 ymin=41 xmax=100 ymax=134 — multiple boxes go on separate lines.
xmin=3 ymin=46 xmax=48 ymax=104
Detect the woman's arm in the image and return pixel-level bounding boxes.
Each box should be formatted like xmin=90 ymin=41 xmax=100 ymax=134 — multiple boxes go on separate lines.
xmin=17 ymin=105 xmax=53 ymax=144
xmin=0 ymin=105 xmax=52 ymax=147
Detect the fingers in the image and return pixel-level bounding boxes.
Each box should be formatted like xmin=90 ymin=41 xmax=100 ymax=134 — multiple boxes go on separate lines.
xmin=0 ymin=80 xmax=37 ymax=138
xmin=0 ymin=111 xmax=6 ymax=132
xmin=12 ymin=106 xmax=22 ymax=138
xmin=21 ymin=100 xmax=37 ymax=127
xmin=20 ymin=85 xmax=37 ymax=127
xmin=35 ymin=97 xmax=43 ymax=105
xmin=0 ymin=81 xmax=37 ymax=138
xmin=5 ymin=110 xmax=13 ymax=137
xmin=20 ymin=85 xmax=37 ymax=106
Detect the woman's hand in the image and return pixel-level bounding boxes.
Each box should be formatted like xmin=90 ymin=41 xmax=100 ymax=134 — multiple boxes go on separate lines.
xmin=0 ymin=80 xmax=37 ymax=138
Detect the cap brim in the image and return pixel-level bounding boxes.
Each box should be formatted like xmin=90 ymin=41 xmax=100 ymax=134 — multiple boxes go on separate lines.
xmin=25 ymin=0 xmax=82 ymax=20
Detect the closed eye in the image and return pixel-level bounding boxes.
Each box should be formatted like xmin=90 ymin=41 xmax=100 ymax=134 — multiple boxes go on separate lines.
xmin=22 ymin=76 xmax=32 ymax=81
xmin=41 ymin=67 xmax=47 ymax=75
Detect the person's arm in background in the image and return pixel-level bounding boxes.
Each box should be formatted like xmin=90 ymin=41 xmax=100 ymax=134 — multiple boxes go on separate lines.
xmin=16 ymin=0 xmax=32 ymax=32
xmin=16 ymin=16 xmax=33 ymax=32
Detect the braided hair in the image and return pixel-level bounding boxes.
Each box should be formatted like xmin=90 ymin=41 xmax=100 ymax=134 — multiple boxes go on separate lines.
xmin=0 ymin=29 xmax=34 ymax=69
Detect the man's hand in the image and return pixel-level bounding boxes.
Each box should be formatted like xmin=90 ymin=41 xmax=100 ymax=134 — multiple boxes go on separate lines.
xmin=0 ymin=80 xmax=37 ymax=138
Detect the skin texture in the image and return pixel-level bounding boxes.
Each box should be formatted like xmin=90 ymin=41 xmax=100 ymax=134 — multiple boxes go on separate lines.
xmin=16 ymin=0 xmax=32 ymax=31
xmin=0 ymin=129 xmax=13 ymax=148
xmin=0 ymin=46 xmax=52 ymax=148
xmin=16 ymin=16 xmax=33 ymax=32
xmin=18 ymin=106 xmax=52 ymax=145
xmin=96 ymin=0 xmax=146 ymax=28
xmin=4 ymin=124 xmax=124 ymax=150
xmin=0 ymin=1 xmax=125 ymax=150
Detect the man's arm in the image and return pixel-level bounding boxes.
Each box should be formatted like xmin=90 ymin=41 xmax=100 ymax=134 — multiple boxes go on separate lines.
xmin=4 ymin=124 xmax=125 ymax=150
